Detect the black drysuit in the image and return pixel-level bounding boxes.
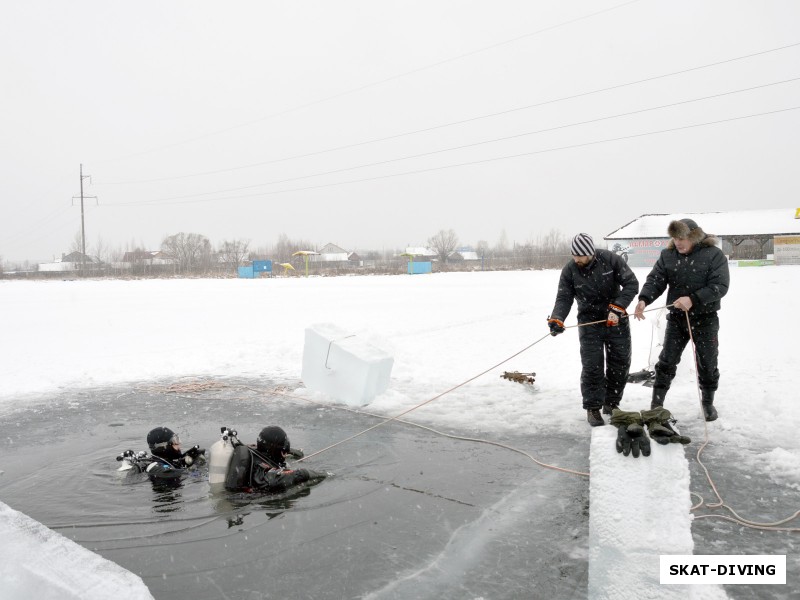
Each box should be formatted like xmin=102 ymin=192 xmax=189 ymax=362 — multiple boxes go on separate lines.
xmin=638 ymin=237 xmax=729 ymax=396
xmin=550 ymin=249 xmax=639 ymax=410
xmin=224 ymin=444 xmax=325 ymax=493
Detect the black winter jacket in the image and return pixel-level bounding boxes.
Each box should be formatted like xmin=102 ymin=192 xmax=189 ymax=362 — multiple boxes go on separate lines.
xmin=638 ymin=236 xmax=729 ymax=316
xmin=551 ymin=249 xmax=639 ymax=323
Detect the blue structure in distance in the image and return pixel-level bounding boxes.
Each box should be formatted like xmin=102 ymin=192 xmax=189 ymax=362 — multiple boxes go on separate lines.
xmin=238 ymin=260 xmax=273 ymax=279
xmin=408 ymin=261 xmax=432 ymax=275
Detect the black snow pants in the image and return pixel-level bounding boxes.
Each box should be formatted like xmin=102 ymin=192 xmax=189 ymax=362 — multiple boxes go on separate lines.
xmin=578 ymin=320 xmax=631 ymax=410
xmin=653 ymin=311 xmax=720 ymax=396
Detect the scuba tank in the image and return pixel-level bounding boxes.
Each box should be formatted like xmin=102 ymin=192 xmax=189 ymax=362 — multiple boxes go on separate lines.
xmin=116 ymin=449 xmax=150 ymax=471
xmin=224 ymin=444 xmax=253 ymax=490
xmin=208 ymin=427 xmax=238 ymax=488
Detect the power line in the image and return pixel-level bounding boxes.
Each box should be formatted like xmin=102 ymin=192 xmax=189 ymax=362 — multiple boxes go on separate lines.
xmin=1 ymin=205 xmax=72 ymax=247
xmin=92 ymin=0 xmax=645 ymax=165
xmin=119 ymin=77 xmax=800 ymax=202
xmin=97 ymin=40 xmax=800 ymax=185
xmin=107 ymin=105 xmax=800 ymax=207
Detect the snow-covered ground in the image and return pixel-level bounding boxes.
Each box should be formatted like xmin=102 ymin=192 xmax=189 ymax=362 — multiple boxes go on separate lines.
xmin=1 ymin=266 xmax=798 ymax=597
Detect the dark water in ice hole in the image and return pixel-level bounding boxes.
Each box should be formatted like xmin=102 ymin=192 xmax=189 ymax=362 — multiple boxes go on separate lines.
xmin=0 ymin=380 xmax=590 ymax=600
xmin=0 ymin=380 xmax=796 ymax=600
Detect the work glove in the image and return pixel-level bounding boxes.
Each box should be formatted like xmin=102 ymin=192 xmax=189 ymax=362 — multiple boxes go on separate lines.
xmin=610 ymin=409 xmax=651 ymax=458
xmin=640 ymin=407 xmax=691 ymax=445
xmin=607 ymin=303 xmax=626 ymax=327
xmin=288 ymin=447 xmax=305 ymax=459
xmin=547 ymin=316 xmax=565 ymax=336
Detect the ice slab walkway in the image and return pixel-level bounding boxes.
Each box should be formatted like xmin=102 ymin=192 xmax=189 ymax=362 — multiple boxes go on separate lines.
xmin=588 ymin=427 xmax=727 ymax=600
xmin=0 ymin=500 xmax=154 ymax=600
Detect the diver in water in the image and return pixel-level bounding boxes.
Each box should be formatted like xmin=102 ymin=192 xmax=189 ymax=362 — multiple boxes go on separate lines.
xmin=224 ymin=426 xmax=326 ymax=493
xmin=140 ymin=426 xmax=205 ymax=482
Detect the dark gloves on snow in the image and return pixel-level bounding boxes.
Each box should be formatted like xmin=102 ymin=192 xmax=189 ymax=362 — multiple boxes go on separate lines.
xmin=640 ymin=407 xmax=691 ymax=445
xmin=610 ymin=409 xmax=651 ymax=458
xmin=547 ymin=316 xmax=565 ymax=336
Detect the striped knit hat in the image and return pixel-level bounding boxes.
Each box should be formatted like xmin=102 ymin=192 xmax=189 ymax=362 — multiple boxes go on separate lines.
xmin=571 ymin=233 xmax=595 ymax=256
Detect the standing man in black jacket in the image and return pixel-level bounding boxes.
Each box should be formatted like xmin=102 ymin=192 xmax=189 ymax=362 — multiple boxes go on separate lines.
xmin=548 ymin=233 xmax=639 ymax=427
xmin=633 ymin=218 xmax=730 ymax=421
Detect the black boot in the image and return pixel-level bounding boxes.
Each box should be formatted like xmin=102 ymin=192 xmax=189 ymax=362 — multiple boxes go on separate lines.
xmin=602 ymin=402 xmax=619 ymax=415
xmin=651 ymin=389 xmax=666 ymax=410
xmin=587 ymin=408 xmax=605 ymax=427
xmin=701 ymin=390 xmax=718 ymax=422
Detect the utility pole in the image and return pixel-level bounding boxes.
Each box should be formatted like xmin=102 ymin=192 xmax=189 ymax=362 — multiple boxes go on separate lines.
xmin=73 ymin=164 xmax=97 ymax=274
xmin=80 ymin=164 xmax=86 ymax=268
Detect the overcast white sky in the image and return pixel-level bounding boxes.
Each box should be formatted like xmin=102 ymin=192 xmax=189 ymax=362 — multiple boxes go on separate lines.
xmin=2 ymin=0 xmax=799 ymax=263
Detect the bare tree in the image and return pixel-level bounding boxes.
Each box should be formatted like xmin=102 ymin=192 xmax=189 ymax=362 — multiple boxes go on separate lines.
xmin=272 ymin=233 xmax=315 ymax=264
xmin=161 ymin=232 xmax=212 ymax=274
xmin=495 ymin=229 xmax=510 ymax=258
xmin=533 ymin=229 xmax=571 ymax=269
xmin=427 ymin=229 xmax=459 ymax=264
xmin=70 ymin=229 xmax=83 ymax=254
xmin=91 ymin=236 xmax=110 ymax=266
xmin=218 ymin=239 xmax=251 ymax=269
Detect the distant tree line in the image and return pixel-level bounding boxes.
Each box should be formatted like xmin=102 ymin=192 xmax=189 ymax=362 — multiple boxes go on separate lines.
xmin=1 ymin=228 xmax=574 ymax=279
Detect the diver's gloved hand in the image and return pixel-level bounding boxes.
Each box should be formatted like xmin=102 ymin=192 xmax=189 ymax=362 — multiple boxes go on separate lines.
xmin=299 ymin=468 xmax=327 ymax=481
xmin=184 ymin=445 xmax=205 ymax=459
xmin=287 ymin=447 xmax=304 ymax=459
xmin=181 ymin=445 xmax=206 ymax=466
xmin=610 ymin=409 xmax=651 ymax=458
xmin=640 ymin=407 xmax=691 ymax=445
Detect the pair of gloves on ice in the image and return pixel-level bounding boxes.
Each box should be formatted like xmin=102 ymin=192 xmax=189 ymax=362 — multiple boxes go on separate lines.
xmin=610 ymin=407 xmax=691 ymax=458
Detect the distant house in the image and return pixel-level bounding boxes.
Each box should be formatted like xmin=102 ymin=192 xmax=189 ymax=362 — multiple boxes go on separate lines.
xmin=455 ymin=247 xmax=480 ymax=261
xmin=312 ymin=243 xmax=350 ymax=263
xmin=121 ymin=250 xmax=157 ymax=263
xmin=605 ymin=208 xmax=800 ymax=266
xmin=115 ymin=250 xmax=174 ymax=271
xmin=39 ymin=252 xmax=102 ymax=272
xmin=403 ymin=247 xmax=437 ymax=258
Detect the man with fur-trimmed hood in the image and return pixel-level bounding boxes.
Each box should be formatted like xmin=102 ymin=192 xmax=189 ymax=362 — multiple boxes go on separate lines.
xmin=633 ymin=218 xmax=730 ymax=421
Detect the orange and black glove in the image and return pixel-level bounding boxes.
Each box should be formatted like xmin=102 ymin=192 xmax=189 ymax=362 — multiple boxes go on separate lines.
xmin=547 ymin=316 xmax=565 ymax=336
xmin=607 ymin=303 xmax=626 ymax=327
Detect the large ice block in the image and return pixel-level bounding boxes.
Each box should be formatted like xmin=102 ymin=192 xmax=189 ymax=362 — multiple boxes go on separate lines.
xmin=302 ymin=323 xmax=393 ymax=406
xmin=0 ymin=500 xmax=154 ymax=600
xmin=587 ymin=427 xmax=696 ymax=600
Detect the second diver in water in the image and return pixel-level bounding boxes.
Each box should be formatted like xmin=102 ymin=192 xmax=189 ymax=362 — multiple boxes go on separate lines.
xmin=224 ymin=425 xmax=327 ymax=493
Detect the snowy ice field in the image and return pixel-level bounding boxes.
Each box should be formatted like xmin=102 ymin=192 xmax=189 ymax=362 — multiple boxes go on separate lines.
xmin=1 ymin=266 xmax=798 ymax=597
